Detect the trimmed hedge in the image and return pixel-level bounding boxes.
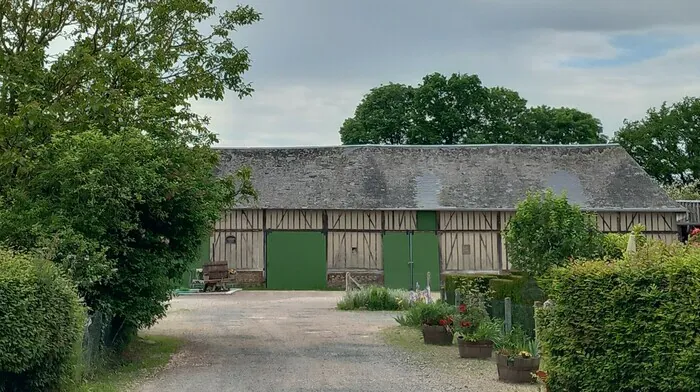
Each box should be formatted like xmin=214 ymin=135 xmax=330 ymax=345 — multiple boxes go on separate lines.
xmin=0 ymin=249 xmax=85 ymax=391
xmin=537 ymin=244 xmax=700 ymax=392
xmin=444 ymin=274 xmax=502 ymax=304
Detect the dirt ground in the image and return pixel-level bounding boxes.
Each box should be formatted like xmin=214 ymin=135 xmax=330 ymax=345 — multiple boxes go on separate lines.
xmin=136 ymin=291 xmax=536 ymax=392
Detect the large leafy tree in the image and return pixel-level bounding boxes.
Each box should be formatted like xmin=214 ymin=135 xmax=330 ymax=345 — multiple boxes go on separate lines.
xmin=339 ymin=72 xmax=606 ymax=145
xmin=0 ymin=0 xmax=259 ymax=341
xmin=615 ymin=97 xmax=700 ymax=186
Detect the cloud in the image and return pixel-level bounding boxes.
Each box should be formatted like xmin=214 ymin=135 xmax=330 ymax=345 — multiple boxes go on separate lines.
xmin=198 ymin=0 xmax=700 ymax=146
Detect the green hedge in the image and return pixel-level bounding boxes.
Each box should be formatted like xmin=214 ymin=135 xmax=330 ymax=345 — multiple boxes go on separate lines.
xmin=537 ymin=245 xmax=700 ymax=392
xmin=0 ymin=249 xmax=85 ymax=391
xmin=444 ymin=274 xmax=502 ymax=304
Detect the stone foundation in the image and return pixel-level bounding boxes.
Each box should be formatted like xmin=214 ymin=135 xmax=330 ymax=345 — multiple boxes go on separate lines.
xmin=327 ymin=272 xmax=384 ymax=289
xmin=231 ymin=270 xmax=265 ymax=287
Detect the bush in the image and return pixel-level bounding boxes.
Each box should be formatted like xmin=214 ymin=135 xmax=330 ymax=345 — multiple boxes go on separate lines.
xmin=336 ymin=286 xmax=410 ymax=311
xmin=489 ymin=276 xmax=545 ymax=337
xmin=504 ymin=189 xmax=602 ymax=277
xmin=537 ymin=244 xmax=700 ymax=392
xmin=444 ymin=274 xmax=503 ymax=304
xmin=0 ymin=249 xmax=85 ymax=391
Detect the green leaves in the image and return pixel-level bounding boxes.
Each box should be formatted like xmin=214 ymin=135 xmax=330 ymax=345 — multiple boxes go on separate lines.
xmin=339 ymin=72 xmax=605 ymax=146
xmin=0 ymin=0 xmax=260 ymax=345
xmin=504 ymin=190 xmax=602 ymax=278
xmin=0 ymin=249 xmax=84 ymax=391
xmin=537 ymin=244 xmax=700 ymax=392
xmin=615 ymin=97 xmax=700 ymax=185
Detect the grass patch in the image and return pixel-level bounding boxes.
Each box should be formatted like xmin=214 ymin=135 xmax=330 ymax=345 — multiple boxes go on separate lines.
xmin=73 ymin=335 xmax=182 ymax=392
xmin=337 ymin=286 xmax=410 ymax=310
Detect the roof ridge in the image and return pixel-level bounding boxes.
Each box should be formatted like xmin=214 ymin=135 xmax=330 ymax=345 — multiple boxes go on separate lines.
xmin=213 ymin=143 xmax=619 ymax=150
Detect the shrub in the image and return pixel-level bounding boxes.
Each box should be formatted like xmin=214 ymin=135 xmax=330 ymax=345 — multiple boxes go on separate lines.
xmin=599 ymin=224 xmax=647 ymax=259
xmin=394 ymin=301 xmax=455 ymax=327
xmin=0 ymin=249 xmax=85 ymax=391
xmin=444 ymin=274 xmax=504 ymax=304
xmin=504 ymin=189 xmax=602 ymax=277
xmin=336 ymin=286 xmax=410 ymax=311
xmin=489 ymin=276 xmax=545 ymax=337
xmin=537 ymin=245 xmax=700 ymax=392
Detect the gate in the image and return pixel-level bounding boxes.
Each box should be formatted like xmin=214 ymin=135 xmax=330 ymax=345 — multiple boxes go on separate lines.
xmin=383 ymin=232 xmax=439 ymax=290
xmin=266 ymin=231 xmax=327 ymax=289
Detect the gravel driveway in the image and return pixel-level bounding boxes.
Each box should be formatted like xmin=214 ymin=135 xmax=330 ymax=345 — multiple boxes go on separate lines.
xmin=137 ymin=291 xmax=534 ymax=392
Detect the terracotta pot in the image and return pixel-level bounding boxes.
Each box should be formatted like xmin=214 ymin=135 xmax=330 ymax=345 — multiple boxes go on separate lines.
xmin=457 ymin=337 xmax=493 ymax=359
xmin=496 ymin=353 xmax=541 ymax=383
xmin=421 ymin=324 xmax=453 ymax=346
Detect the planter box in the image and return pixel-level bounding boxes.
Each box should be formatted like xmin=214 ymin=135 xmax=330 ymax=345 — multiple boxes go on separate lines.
xmin=421 ymin=325 xmax=453 ymax=346
xmin=457 ymin=337 xmax=493 ymax=359
xmin=496 ymin=353 xmax=540 ymax=383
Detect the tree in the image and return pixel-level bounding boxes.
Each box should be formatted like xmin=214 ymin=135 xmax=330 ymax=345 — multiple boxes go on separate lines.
xmin=504 ymin=190 xmax=602 ymax=277
xmin=339 ymin=72 xmax=605 ymax=146
xmin=614 ymin=97 xmax=700 ymax=185
xmin=518 ymin=106 xmax=607 ymax=144
xmin=0 ymin=0 xmax=259 ymax=343
xmin=340 ymin=83 xmax=413 ymax=144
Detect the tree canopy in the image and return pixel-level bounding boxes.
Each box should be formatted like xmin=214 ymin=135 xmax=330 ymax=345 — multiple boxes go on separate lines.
xmin=340 ymin=72 xmax=606 ymax=145
xmin=614 ymin=97 xmax=700 ymax=186
xmin=0 ymin=0 xmax=259 ymax=341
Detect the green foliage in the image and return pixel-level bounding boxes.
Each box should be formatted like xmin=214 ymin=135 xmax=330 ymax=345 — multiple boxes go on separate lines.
xmin=615 ymin=97 xmax=700 ymax=185
xmin=453 ymin=279 xmax=492 ymax=340
xmin=395 ymin=301 xmax=455 ymax=327
xmin=0 ymin=0 xmax=260 ymax=345
xmin=599 ymin=224 xmax=647 ymax=259
xmin=664 ymin=180 xmax=700 ymax=200
xmin=339 ymin=72 xmax=606 ymax=145
xmin=0 ymin=249 xmax=85 ymax=391
xmin=504 ymin=189 xmax=603 ymax=277
xmin=336 ymin=286 xmax=410 ymax=311
xmin=537 ymin=244 xmax=700 ymax=392
xmin=444 ymin=274 xmax=501 ymax=303
xmin=495 ymin=325 xmax=538 ymax=359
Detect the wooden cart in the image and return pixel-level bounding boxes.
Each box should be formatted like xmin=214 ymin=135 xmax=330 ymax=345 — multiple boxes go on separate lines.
xmin=202 ymin=262 xmax=236 ymax=292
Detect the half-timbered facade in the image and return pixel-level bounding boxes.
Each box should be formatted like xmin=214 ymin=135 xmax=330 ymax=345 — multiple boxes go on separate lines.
xmin=196 ymin=144 xmax=685 ymax=289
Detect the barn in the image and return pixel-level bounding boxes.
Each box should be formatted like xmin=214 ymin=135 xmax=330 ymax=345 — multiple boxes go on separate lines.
xmin=198 ymin=144 xmax=685 ymax=290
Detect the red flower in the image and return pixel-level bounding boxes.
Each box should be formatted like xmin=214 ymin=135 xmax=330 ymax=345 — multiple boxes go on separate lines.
xmin=458 ymin=304 xmax=466 ymax=313
xmin=438 ymin=319 xmax=447 ymax=326
xmin=691 ymin=228 xmax=700 ymax=236
xmin=535 ymin=370 xmax=548 ymax=382
xmin=446 ymin=317 xmax=453 ymax=324
xmin=460 ymin=320 xmax=472 ymax=328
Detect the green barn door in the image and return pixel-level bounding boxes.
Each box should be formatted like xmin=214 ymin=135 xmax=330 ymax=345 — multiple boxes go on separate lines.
xmin=266 ymin=231 xmax=327 ymax=290
xmin=383 ymin=232 xmax=440 ymax=290
xmin=383 ymin=233 xmax=411 ymax=289
xmin=412 ymin=232 xmax=440 ymax=290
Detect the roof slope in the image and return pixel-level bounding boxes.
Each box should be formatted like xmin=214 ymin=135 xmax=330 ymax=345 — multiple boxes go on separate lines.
xmin=215 ymin=144 xmax=685 ymax=211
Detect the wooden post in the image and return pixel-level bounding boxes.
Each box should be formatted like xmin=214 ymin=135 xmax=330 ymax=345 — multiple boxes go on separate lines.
xmin=504 ymin=297 xmax=512 ymax=333
xmin=534 ymin=301 xmax=542 ymax=356
xmin=455 ymin=290 xmax=461 ymax=306
xmin=345 ymin=272 xmax=350 ymax=294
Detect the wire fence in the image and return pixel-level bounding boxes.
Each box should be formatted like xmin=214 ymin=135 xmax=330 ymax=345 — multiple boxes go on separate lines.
xmin=81 ymin=311 xmax=113 ymax=374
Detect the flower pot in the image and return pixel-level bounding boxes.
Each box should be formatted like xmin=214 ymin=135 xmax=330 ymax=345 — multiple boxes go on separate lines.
xmin=457 ymin=337 xmax=493 ymax=359
xmin=421 ymin=324 xmax=453 ymax=346
xmin=496 ymin=353 xmax=540 ymax=383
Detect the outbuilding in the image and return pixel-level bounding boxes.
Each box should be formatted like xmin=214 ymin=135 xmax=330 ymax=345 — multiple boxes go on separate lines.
xmin=201 ymin=144 xmax=684 ymax=290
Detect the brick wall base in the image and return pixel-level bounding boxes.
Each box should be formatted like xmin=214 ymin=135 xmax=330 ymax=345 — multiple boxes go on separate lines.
xmin=327 ymin=272 xmax=383 ymax=289
xmin=231 ymin=271 xmax=265 ymax=288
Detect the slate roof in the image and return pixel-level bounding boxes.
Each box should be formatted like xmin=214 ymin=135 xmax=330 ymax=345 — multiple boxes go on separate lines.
xmin=215 ymin=144 xmax=685 ymax=212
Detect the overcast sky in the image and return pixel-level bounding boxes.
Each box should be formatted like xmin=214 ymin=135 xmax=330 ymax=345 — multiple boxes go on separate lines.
xmin=191 ymin=0 xmax=700 ymax=147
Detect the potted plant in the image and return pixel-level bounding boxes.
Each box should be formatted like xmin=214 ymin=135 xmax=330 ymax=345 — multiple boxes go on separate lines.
xmin=417 ymin=301 xmax=455 ymax=346
xmin=453 ymin=281 xmax=499 ymax=358
xmin=455 ymin=316 xmax=501 ymax=359
xmin=495 ymin=326 xmax=541 ymax=383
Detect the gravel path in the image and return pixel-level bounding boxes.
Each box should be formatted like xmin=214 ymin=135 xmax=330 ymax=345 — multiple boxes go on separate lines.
xmin=136 ymin=291 xmax=534 ymax=392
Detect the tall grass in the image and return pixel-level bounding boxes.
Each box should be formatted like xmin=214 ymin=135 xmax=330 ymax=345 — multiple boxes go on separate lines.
xmin=336 ymin=286 xmax=411 ymax=311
